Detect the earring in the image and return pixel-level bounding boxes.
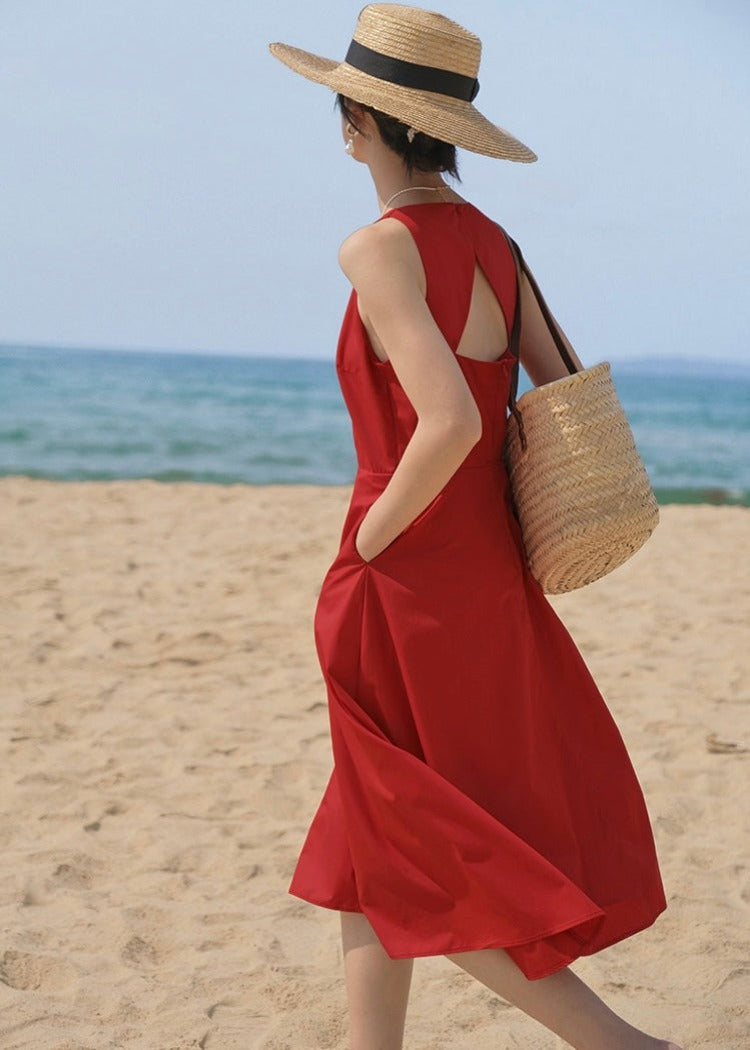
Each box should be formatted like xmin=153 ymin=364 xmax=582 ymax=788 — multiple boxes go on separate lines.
xmin=345 ymin=122 xmax=357 ymax=155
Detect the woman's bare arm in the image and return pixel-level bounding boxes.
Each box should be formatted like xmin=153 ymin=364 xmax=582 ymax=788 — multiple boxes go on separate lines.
xmin=339 ymin=218 xmax=482 ymax=563
xmin=517 ymin=265 xmax=585 ymax=387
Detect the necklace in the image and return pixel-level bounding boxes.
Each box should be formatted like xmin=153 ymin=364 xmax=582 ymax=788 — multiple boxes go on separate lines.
xmin=381 ymin=184 xmax=449 ymax=214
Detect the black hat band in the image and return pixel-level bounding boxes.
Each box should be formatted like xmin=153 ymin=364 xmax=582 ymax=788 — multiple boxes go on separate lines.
xmin=344 ymin=39 xmax=480 ymax=103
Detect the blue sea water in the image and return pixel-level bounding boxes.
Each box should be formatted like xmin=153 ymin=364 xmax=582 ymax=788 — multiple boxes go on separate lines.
xmin=1 ymin=345 xmax=748 ymax=505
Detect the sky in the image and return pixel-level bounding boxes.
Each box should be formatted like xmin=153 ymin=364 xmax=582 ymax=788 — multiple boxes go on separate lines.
xmin=0 ymin=0 xmax=748 ymax=364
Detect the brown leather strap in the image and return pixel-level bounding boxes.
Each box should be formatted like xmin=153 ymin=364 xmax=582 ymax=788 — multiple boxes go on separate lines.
xmin=502 ymin=230 xmax=579 ymax=451
xmin=504 ymin=235 xmax=525 ymax=448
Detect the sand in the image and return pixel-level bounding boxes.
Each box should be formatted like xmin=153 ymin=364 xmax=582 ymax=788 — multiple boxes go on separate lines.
xmin=0 ymin=476 xmax=748 ymax=1049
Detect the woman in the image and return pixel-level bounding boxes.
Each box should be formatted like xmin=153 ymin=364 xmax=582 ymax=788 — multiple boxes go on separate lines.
xmin=269 ymin=6 xmax=682 ymax=1049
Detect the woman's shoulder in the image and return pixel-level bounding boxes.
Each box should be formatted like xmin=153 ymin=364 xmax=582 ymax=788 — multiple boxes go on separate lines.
xmin=338 ymin=216 xmax=421 ymax=286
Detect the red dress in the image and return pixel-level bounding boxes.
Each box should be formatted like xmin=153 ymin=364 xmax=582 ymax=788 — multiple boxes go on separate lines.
xmin=289 ymin=202 xmax=666 ymax=980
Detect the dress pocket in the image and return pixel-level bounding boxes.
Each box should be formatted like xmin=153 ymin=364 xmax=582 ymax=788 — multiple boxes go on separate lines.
xmin=353 ymin=490 xmax=446 ymax=567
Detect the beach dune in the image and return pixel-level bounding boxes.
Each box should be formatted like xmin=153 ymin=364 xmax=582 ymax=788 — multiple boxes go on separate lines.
xmin=0 ymin=477 xmax=748 ymax=1049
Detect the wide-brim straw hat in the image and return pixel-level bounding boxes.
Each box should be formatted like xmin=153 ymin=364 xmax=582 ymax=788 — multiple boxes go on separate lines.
xmin=268 ymin=3 xmax=537 ymax=163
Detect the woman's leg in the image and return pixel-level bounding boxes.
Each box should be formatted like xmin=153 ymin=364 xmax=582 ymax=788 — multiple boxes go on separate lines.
xmin=340 ymin=911 xmax=414 ymax=1050
xmin=446 ymin=948 xmax=682 ymax=1050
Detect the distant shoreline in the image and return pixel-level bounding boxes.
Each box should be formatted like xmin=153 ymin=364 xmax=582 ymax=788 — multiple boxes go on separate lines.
xmin=1 ymin=342 xmax=749 ymax=377
xmin=1 ymin=473 xmax=748 ymax=508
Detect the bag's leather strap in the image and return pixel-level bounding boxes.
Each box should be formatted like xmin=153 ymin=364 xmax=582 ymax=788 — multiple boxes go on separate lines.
xmin=502 ymin=231 xmax=579 ymax=451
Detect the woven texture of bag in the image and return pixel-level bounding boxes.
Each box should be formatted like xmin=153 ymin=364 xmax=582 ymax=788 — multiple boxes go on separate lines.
xmin=504 ymin=361 xmax=659 ymax=594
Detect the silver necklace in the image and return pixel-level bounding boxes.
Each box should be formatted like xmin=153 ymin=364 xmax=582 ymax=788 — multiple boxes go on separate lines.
xmin=381 ymin=184 xmax=449 ymax=214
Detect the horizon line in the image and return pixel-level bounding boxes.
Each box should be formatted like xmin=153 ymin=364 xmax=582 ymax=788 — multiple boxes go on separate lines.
xmin=1 ymin=340 xmax=748 ymax=371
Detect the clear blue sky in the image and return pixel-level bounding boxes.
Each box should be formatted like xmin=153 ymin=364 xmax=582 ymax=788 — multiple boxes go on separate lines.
xmin=0 ymin=1 xmax=748 ymax=364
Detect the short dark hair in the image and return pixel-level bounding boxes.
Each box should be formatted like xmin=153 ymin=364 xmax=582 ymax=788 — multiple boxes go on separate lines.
xmin=336 ymin=94 xmax=460 ymax=180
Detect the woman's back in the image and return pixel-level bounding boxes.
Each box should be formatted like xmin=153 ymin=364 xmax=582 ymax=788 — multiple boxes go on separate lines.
xmin=335 ymin=201 xmax=519 ymax=474
xmin=359 ymin=200 xmax=511 ymax=366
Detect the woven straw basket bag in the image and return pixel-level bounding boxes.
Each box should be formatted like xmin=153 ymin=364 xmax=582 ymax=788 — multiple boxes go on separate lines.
xmin=502 ymin=234 xmax=659 ymax=594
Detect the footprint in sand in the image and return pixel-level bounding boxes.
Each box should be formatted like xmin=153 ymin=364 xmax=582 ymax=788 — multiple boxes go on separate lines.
xmin=0 ymin=949 xmax=79 ymax=992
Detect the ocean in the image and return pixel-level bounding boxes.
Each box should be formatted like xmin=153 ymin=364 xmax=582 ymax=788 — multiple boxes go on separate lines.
xmin=1 ymin=345 xmax=748 ymax=505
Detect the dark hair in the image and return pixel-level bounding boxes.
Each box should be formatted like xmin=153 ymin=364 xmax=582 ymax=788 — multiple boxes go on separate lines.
xmin=336 ymin=94 xmax=460 ymax=180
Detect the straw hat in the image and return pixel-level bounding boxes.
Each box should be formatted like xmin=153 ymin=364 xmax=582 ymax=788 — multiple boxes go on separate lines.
xmin=268 ymin=4 xmax=537 ymax=163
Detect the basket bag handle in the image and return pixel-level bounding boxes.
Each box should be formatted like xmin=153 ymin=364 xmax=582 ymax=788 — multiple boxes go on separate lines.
xmin=503 ymin=233 xmax=579 ymax=451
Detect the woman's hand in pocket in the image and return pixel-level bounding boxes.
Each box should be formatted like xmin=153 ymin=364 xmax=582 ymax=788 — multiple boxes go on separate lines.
xmin=354 ymin=512 xmax=394 ymax=564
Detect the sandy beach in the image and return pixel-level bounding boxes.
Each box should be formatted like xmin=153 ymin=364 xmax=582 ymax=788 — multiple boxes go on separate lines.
xmin=0 ymin=476 xmax=748 ymax=1049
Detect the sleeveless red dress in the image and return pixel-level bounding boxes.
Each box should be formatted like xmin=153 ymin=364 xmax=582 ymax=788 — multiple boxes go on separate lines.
xmin=289 ymin=202 xmax=666 ymax=980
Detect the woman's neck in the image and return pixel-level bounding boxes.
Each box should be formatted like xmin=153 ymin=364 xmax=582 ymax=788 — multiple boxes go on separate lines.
xmin=366 ymin=155 xmax=460 ymax=214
